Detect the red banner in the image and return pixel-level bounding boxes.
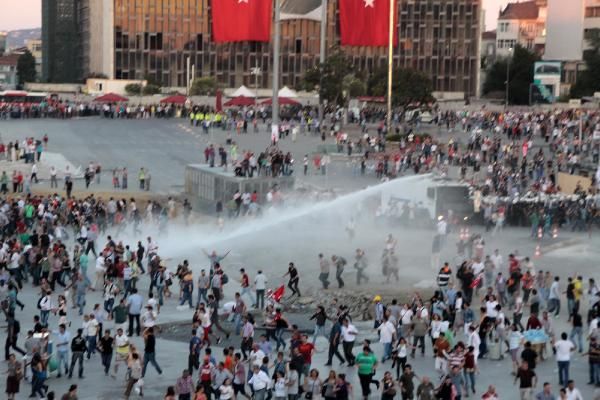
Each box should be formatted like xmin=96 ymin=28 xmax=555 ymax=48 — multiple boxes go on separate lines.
xmin=339 ymin=0 xmax=398 ymax=47
xmin=211 ymin=0 xmax=272 ymax=43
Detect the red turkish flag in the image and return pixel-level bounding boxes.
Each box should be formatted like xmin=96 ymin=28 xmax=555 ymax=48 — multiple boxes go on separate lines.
xmin=211 ymin=0 xmax=272 ymax=43
xmin=339 ymin=0 xmax=398 ymax=47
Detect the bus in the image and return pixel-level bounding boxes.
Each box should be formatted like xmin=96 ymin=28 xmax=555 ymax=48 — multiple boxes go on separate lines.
xmin=0 ymin=90 xmax=49 ymax=104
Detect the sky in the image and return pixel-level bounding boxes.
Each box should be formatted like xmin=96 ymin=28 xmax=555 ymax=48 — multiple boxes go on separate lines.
xmin=0 ymin=0 xmax=509 ymax=32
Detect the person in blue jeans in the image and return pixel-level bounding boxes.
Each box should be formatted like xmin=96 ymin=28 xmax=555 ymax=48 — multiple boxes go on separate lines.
xmin=180 ymin=277 xmax=194 ymax=308
xmin=53 ymin=324 xmax=71 ymax=377
xmin=554 ymin=332 xmax=575 ymax=387
xmin=273 ymin=309 xmax=289 ymax=352
xmin=569 ymin=312 xmax=584 ymax=352
xmin=142 ymin=327 xmax=163 ymax=377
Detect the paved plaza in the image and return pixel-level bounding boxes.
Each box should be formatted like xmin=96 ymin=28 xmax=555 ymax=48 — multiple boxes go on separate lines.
xmin=0 ymin=115 xmax=598 ymax=399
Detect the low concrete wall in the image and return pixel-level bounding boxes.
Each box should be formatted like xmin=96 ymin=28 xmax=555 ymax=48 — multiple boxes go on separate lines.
xmin=25 ymin=82 xmax=83 ymax=93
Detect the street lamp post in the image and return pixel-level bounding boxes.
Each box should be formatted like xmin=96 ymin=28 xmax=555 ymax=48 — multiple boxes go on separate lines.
xmin=505 ymin=47 xmax=513 ymax=108
xmin=251 ymin=66 xmax=261 ymax=106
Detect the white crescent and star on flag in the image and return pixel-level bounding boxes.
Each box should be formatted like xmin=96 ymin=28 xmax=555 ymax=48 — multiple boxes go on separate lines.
xmin=364 ymin=0 xmax=375 ymax=7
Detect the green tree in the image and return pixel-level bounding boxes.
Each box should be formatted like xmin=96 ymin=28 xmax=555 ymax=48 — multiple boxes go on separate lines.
xmin=483 ymin=45 xmax=538 ymax=105
xmin=17 ymin=50 xmax=36 ymax=85
xmin=367 ymin=66 xmax=433 ymax=106
xmin=190 ymin=77 xmax=217 ymax=95
xmin=142 ymin=84 xmax=161 ymax=95
xmin=301 ymin=48 xmax=357 ymax=106
xmin=571 ymin=29 xmax=600 ymax=98
xmin=125 ymin=83 xmax=142 ymax=96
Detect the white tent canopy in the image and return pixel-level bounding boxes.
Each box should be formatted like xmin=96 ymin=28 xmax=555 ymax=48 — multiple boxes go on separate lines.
xmin=230 ymin=85 xmax=256 ymax=98
xmin=278 ymin=86 xmax=298 ymax=98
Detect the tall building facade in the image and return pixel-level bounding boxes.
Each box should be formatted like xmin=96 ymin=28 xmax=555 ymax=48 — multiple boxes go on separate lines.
xmin=495 ymin=0 xmax=546 ymax=58
xmin=44 ymin=0 xmax=482 ymax=96
xmin=41 ymin=0 xmax=83 ymax=82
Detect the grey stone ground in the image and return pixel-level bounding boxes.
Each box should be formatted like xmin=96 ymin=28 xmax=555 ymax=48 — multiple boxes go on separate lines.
xmin=0 ymin=117 xmax=598 ymax=399
xmin=1 ymin=224 xmax=598 ymax=399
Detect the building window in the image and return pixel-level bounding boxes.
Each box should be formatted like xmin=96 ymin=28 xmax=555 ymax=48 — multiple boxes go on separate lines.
xmin=499 ymin=22 xmax=509 ymax=33
xmin=197 ymin=34 xmax=203 ymax=51
xmin=295 ymin=39 xmax=302 ymax=54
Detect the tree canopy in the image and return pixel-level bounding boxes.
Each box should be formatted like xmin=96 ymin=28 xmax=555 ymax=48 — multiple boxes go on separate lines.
xmin=190 ymin=77 xmax=218 ymax=96
xmin=301 ymin=48 xmax=362 ymax=106
xmin=17 ymin=50 xmax=36 ymax=85
xmin=570 ymin=29 xmax=600 ymax=98
xmin=302 ymin=48 xmax=432 ymax=108
xmin=483 ymin=45 xmax=538 ymax=105
xmin=368 ymin=66 xmax=433 ymax=106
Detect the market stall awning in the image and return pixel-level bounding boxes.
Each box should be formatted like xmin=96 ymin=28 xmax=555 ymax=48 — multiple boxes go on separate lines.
xmin=94 ymin=93 xmax=129 ymax=102
xmin=278 ymin=86 xmax=298 ymax=98
xmin=159 ymin=94 xmax=188 ymax=104
xmin=230 ymin=85 xmax=256 ymax=98
xmin=223 ymin=96 xmax=256 ymax=107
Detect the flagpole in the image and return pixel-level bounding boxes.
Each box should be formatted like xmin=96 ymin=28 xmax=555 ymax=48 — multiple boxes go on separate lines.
xmin=386 ymin=0 xmax=394 ymax=136
xmin=318 ymin=0 xmax=327 ymax=125
xmin=272 ymin=0 xmax=281 ymax=141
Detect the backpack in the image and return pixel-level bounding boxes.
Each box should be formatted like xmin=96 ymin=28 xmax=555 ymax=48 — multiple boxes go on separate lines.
xmin=221 ymin=273 xmax=229 ymax=285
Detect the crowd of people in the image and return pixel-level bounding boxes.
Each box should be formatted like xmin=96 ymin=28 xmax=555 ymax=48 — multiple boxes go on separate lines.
xmin=0 ymin=185 xmax=598 ymax=400
xmin=3 ymin=101 xmax=600 ymax=400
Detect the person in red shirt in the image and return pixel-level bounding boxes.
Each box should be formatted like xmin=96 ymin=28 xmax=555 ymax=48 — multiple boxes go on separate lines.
xmin=239 ymin=268 xmax=255 ymax=307
xmin=223 ymin=348 xmax=234 ymax=373
xmin=525 ymin=314 xmax=542 ymax=330
xmin=297 ymin=334 xmax=315 ymax=376
xmin=508 ymin=254 xmax=520 ymax=273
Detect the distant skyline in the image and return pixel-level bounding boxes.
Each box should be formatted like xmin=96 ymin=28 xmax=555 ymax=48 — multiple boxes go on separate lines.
xmin=0 ymin=0 xmax=509 ymax=33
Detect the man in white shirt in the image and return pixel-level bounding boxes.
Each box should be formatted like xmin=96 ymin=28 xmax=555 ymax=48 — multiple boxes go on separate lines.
xmin=248 ymin=365 xmax=271 ymax=397
xmin=379 ymin=316 xmax=396 ymax=363
xmin=141 ymin=305 xmax=157 ymax=329
xmin=249 ymin=343 xmax=265 ymax=369
xmin=83 ymin=313 xmax=99 ymax=359
xmin=490 ymin=249 xmax=503 ymax=271
xmin=94 ymin=255 xmax=106 ymax=290
xmin=554 ymin=332 xmax=575 ymax=387
xmin=548 ymin=277 xmax=561 ymax=317
xmin=254 ymin=270 xmax=268 ymax=310
xmin=467 ymin=325 xmax=481 ymax=362
xmin=341 ymin=318 xmax=358 ymax=366
xmin=565 ymin=380 xmax=583 ymax=400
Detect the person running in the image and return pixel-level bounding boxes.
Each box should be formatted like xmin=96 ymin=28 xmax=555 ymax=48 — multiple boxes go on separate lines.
xmin=284 ymin=262 xmax=301 ymax=297
xmin=355 ymin=345 xmax=378 ymax=400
